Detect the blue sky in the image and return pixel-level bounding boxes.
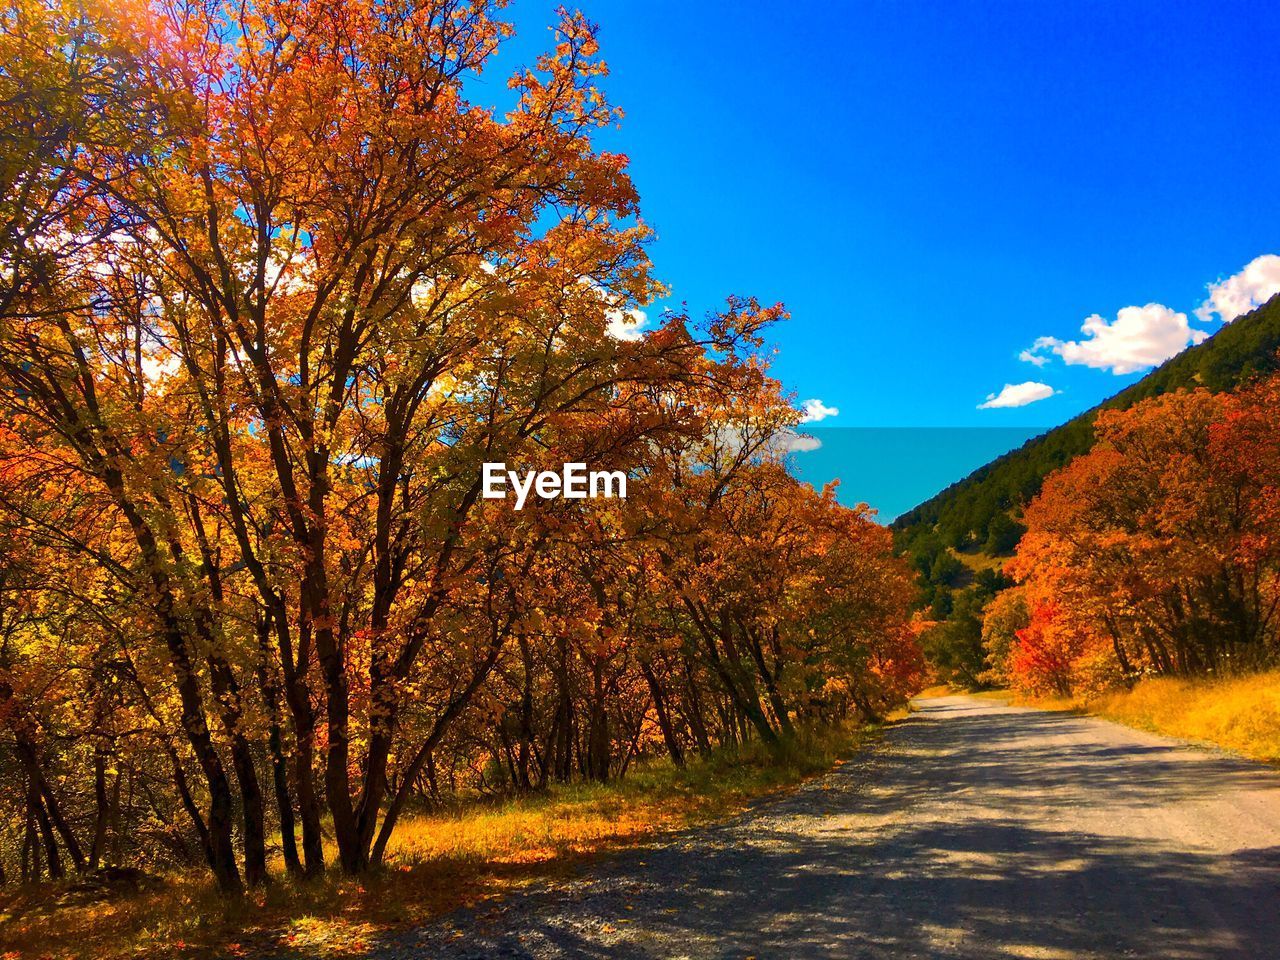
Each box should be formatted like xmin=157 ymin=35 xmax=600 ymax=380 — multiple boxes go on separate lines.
xmin=483 ymin=0 xmax=1280 ymax=514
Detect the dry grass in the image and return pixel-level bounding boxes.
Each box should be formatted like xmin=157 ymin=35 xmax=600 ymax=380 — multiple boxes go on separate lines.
xmin=1084 ymin=671 xmax=1280 ymax=763
xmin=0 ymin=726 xmax=872 ymax=959
xmin=950 ymin=546 xmax=1006 ymax=575
xmin=913 ymin=683 xmax=954 ymax=700
xmin=967 ymin=671 xmax=1280 ymax=764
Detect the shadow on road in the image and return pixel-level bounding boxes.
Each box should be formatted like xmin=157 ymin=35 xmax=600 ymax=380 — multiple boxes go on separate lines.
xmin=367 ymin=697 xmax=1280 ymax=960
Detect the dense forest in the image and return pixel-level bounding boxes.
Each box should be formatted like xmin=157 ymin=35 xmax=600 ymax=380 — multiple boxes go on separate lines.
xmin=0 ymin=0 xmax=923 ymax=894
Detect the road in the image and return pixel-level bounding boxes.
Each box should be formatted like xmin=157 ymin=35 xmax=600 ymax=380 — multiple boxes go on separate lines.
xmin=379 ymin=695 xmax=1280 ymax=960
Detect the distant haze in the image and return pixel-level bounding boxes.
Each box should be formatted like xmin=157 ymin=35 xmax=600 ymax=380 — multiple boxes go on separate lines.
xmin=788 ymin=428 xmax=1046 ymax=522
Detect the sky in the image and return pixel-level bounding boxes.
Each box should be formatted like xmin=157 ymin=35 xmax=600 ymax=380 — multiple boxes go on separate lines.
xmin=481 ymin=0 xmax=1280 ymax=517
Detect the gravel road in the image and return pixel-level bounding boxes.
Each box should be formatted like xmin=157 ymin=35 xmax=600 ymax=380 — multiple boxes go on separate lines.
xmin=371 ymin=695 xmax=1280 ymax=959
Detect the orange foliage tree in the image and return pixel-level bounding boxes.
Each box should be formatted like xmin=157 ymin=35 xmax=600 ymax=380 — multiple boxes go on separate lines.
xmin=0 ymin=0 xmax=922 ymax=893
xmin=1005 ymin=380 xmax=1280 ymax=697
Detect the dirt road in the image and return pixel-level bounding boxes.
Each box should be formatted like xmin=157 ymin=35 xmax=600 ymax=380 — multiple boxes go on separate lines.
xmin=380 ymin=696 xmax=1280 ymax=959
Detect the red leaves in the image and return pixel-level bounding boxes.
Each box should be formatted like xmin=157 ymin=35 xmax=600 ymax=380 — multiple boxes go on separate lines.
xmin=1010 ymin=601 xmax=1082 ymax=697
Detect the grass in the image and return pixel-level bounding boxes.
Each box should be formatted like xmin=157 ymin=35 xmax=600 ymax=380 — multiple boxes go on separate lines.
xmin=951 ymin=545 xmax=1006 ymax=575
xmin=1085 ymin=671 xmax=1280 ymax=763
xmin=913 ymin=683 xmax=954 ymax=700
xmin=0 ymin=725 xmax=874 ymax=959
xmin=966 ymin=670 xmax=1280 ymax=765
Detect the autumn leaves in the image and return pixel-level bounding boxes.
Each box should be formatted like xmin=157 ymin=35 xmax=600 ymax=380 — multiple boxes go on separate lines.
xmin=987 ymin=375 xmax=1280 ymax=696
xmin=0 ymin=0 xmax=920 ymax=893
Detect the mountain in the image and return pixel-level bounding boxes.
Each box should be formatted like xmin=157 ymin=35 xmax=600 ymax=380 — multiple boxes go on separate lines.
xmin=892 ymin=294 xmax=1280 ymax=557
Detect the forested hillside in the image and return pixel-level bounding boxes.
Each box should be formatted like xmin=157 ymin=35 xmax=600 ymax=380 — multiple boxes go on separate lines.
xmin=893 ymin=293 xmax=1280 ymax=557
xmin=900 ymin=293 xmax=1280 ymax=692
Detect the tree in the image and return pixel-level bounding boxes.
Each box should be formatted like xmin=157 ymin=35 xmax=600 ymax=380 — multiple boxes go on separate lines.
xmin=0 ymin=0 xmax=926 ymax=894
xmin=1006 ymin=381 xmax=1280 ymax=696
xmin=978 ymin=587 xmax=1028 ymax=687
xmin=921 ymin=589 xmax=986 ymax=689
xmin=983 ymin=513 xmax=1025 ymax=556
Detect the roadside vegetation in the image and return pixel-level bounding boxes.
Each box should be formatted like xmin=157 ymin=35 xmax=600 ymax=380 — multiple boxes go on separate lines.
xmin=1086 ymin=673 xmax=1280 ymax=763
xmin=972 ymin=671 xmax=1280 ymax=765
xmin=901 ymin=296 xmax=1280 ymax=733
xmin=914 ymin=365 xmax=1280 ymax=769
xmin=920 ymin=371 xmax=1278 ymax=676
xmin=0 ymin=726 xmax=869 ymax=959
xmin=988 ymin=376 xmax=1280 ymax=697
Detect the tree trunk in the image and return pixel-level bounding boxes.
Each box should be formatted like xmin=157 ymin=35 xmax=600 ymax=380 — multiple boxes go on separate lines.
xmin=30 ymin=784 xmax=63 ymax=880
xmin=641 ymin=661 xmax=684 ymax=766
xmin=16 ymin=740 xmax=85 ymax=871
xmin=90 ymin=742 xmax=110 ymax=870
xmin=256 ymin=621 xmax=302 ymax=876
xmin=682 ymin=661 xmax=713 ymax=756
xmin=585 ymin=661 xmax=611 ymax=782
xmin=269 ymin=720 xmax=302 ymax=876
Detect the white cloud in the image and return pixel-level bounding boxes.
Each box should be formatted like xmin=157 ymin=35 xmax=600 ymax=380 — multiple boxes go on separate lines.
xmin=782 ymin=431 xmax=822 ymax=452
xmin=759 ymin=428 xmax=822 ymax=455
xmin=978 ymin=381 xmax=1057 ymax=409
xmin=606 ymin=307 xmax=648 ymax=341
xmin=1018 ymin=349 xmax=1049 ymax=368
xmin=1195 ymin=254 xmax=1280 ymax=323
xmin=1022 ymin=303 xmax=1207 ymax=376
xmin=140 ymin=347 xmax=182 ymax=384
xmin=579 ymin=274 xmax=650 ymax=341
xmin=799 ymin=398 xmax=839 ymax=422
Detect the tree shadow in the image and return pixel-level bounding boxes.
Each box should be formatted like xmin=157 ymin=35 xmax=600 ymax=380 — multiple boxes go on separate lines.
xmin=349 ymin=698 xmax=1280 ymax=960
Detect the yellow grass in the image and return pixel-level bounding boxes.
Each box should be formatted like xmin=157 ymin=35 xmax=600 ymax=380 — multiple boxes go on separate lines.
xmin=0 ymin=726 xmax=873 ymax=959
xmin=950 ymin=546 xmax=1006 ymax=575
xmin=913 ymin=683 xmax=954 ymax=700
xmin=969 ymin=671 xmax=1280 ymax=764
xmin=1085 ymin=671 xmax=1280 ymax=763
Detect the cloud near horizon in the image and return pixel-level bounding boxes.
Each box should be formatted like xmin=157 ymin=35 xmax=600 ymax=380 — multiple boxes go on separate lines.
xmin=1195 ymin=254 xmax=1280 ymax=323
xmin=978 ymin=381 xmax=1057 ymax=409
xmin=783 ymin=432 xmax=823 ymax=452
xmin=800 ymin=398 xmax=840 ymax=422
xmin=1021 ymin=303 xmax=1207 ymax=375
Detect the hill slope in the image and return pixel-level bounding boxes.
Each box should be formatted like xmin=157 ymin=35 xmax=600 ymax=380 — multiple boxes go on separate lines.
xmin=893 ymin=294 xmax=1280 ymax=555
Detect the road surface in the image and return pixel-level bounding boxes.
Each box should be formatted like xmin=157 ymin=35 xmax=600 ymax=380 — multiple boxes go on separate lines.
xmin=378 ymin=695 xmax=1280 ymax=959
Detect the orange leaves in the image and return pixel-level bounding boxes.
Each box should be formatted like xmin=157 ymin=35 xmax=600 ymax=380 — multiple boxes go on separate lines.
xmin=1009 ymin=601 xmax=1088 ymax=697
xmin=1008 ymin=377 xmax=1280 ymax=693
xmin=0 ymin=0 xmax=927 ymax=895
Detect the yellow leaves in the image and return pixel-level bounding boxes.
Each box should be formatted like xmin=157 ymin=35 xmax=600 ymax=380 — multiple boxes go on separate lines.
xmin=283 ymin=916 xmax=379 ymax=957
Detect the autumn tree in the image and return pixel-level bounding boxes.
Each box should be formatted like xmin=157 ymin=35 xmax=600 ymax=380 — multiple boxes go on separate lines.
xmin=1007 ymin=380 xmax=1280 ymax=696
xmin=978 ymin=586 xmax=1029 ymax=688
xmin=0 ymin=0 xmax=925 ymax=894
